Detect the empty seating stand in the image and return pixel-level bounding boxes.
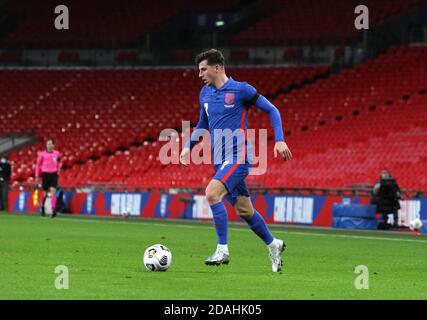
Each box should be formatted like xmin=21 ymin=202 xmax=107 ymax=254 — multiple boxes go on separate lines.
xmin=2 ymin=46 xmax=426 ymax=190
xmin=232 ymin=0 xmax=422 ymax=46
xmin=0 ymin=65 xmax=326 ymax=187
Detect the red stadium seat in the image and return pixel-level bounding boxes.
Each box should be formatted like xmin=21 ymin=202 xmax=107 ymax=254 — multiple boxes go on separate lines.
xmin=2 ymin=45 xmax=427 ymax=190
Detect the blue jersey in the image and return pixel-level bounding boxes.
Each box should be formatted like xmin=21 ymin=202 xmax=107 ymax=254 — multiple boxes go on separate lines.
xmin=187 ymin=77 xmax=284 ymax=166
xmin=199 ymin=77 xmax=257 ymax=165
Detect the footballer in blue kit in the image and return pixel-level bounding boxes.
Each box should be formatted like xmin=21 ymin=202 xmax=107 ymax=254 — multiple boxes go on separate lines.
xmin=180 ymin=49 xmax=292 ymax=272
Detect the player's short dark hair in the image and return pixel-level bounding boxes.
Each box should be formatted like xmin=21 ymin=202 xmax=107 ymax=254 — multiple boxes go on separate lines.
xmin=46 ymin=138 xmax=55 ymax=144
xmin=195 ymin=49 xmax=225 ymax=67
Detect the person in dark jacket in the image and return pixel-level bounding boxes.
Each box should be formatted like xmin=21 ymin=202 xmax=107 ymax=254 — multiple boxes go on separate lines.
xmin=373 ymin=169 xmax=402 ymax=229
xmin=0 ymin=156 xmax=12 ymax=211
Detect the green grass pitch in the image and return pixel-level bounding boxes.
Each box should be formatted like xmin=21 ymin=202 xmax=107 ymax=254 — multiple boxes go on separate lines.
xmin=0 ymin=212 xmax=426 ymax=300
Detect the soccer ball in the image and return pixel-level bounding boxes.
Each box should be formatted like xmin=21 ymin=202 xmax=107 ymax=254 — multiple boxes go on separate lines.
xmin=409 ymin=218 xmax=423 ymax=231
xmin=143 ymin=244 xmax=172 ymax=271
xmin=121 ymin=208 xmax=130 ymax=218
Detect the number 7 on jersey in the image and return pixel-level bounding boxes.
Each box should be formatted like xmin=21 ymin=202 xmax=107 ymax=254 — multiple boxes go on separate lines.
xmin=204 ymin=103 xmax=209 ymax=117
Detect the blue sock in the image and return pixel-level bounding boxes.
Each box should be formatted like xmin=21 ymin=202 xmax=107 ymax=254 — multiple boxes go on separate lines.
xmin=245 ymin=210 xmax=274 ymax=245
xmin=210 ymin=202 xmax=228 ymax=245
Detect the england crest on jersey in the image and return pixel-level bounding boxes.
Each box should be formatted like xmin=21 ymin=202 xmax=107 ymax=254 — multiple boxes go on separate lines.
xmin=224 ymin=93 xmax=235 ymax=108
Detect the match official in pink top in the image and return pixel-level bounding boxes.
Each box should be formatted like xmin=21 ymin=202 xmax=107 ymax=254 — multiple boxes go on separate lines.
xmin=35 ymin=139 xmax=62 ymax=217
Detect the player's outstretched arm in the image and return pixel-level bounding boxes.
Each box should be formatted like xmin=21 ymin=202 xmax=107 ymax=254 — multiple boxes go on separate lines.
xmin=274 ymin=141 xmax=292 ymax=161
xmin=253 ymin=94 xmax=292 ymax=161
xmin=180 ymin=105 xmax=209 ymax=166
xmin=180 ymin=147 xmax=190 ymax=166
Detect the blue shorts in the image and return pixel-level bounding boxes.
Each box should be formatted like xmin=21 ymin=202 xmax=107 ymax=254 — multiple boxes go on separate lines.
xmin=213 ymin=162 xmax=251 ymax=206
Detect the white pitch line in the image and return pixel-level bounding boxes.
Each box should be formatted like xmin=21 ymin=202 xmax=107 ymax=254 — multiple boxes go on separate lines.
xmin=7 ymin=214 xmax=427 ymax=244
xmin=275 ymin=230 xmax=427 ymax=243
xmin=147 ymin=221 xmax=427 ymax=244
